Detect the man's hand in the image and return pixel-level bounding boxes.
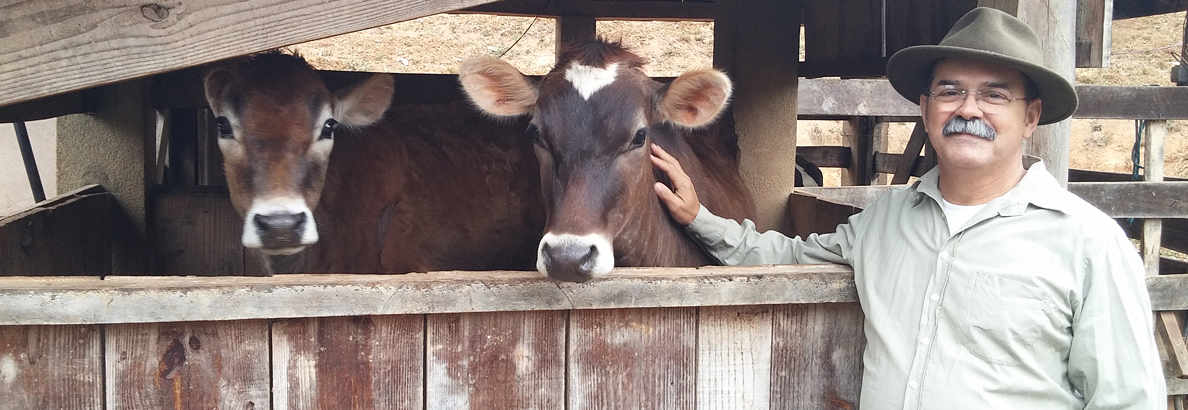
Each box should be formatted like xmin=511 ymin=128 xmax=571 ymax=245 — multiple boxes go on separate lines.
xmin=650 ymin=144 xmax=701 ymax=225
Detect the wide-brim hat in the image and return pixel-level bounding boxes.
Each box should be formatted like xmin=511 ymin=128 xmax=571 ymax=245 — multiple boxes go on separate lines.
xmin=886 ymin=7 xmax=1077 ymax=125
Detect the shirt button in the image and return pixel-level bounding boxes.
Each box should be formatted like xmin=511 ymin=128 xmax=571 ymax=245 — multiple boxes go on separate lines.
xmin=930 ymin=293 xmax=940 ymax=301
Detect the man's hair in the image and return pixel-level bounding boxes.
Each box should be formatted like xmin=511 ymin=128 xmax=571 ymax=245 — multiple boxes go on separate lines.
xmin=925 ymin=61 xmax=1039 ymax=100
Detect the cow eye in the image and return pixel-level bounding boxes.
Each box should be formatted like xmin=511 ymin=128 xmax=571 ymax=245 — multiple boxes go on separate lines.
xmin=629 ymin=128 xmax=647 ymax=149
xmin=215 ymin=117 xmax=233 ymax=139
xmin=319 ymin=119 xmax=338 ymax=141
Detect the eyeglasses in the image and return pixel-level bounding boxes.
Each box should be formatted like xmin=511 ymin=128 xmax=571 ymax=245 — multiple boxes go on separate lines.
xmin=925 ymin=86 xmax=1030 ymax=112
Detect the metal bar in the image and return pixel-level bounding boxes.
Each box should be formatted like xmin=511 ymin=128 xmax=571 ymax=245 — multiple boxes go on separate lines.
xmin=13 ymin=121 xmax=46 ymax=202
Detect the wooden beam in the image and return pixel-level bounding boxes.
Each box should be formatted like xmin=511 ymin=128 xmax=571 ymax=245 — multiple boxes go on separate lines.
xmin=555 ymin=15 xmax=596 ymax=54
xmin=1075 ymin=0 xmax=1112 ymax=68
xmin=1143 ymin=120 xmax=1167 ymax=276
xmin=796 ymin=79 xmax=1188 ymax=120
xmin=0 ymin=91 xmax=93 ymax=123
xmin=1149 ymin=275 xmax=1188 ymax=311
xmin=0 ymin=0 xmax=496 ymax=107
xmin=841 ymin=117 xmax=877 ymax=185
xmin=0 ymin=185 xmax=114 ymax=275
xmin=891 ymin=122 xmax=927 ymax=184
xmin=797 ymin=146 xmax=851 ymax=169
xmin=0 ymin=265 xmax=857 ymax=325
xmin=458 ymin=0 xmax=720 ymax=20
xmin=1114 ymin=0 xmax=1188 ymax=19
xmin=797 ymin=181 xmax=1188 ymax=219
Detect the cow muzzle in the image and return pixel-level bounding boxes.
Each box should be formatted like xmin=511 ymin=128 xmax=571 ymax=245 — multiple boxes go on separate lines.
xmin=536 ymin=232 xmax=614 ymax=282
xmin=241 ymin=197 xmax=319 ymax=255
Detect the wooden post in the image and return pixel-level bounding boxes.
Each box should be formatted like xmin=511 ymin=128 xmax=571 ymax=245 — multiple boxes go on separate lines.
xmin=1075 ymin=0 xmax=1112 ymax=68
xmin=556 ymin=15 xmax=596 ymax=55
xmin=841 ymin=117 xmax=883 ymax=186
xmin=57 ymin=80 xmax=154 ymax=273
xmin=717 ymin=0 xmax=801 ymax=230
xmin=1144 ymin=120 xmax=1166 ymax=277
xmin=892 ymin=121 xmax=927 ymax=185
xmin=1017 ymin=0 xmax=1076 ymax=186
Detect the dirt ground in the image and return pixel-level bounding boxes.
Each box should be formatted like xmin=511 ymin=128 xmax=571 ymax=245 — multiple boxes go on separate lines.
xmin=1 ymin=12 xmax=1185 ymax=215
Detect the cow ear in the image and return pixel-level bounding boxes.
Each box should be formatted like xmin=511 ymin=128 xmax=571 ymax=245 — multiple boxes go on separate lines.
xmin=658 ymin=69 xmax=732 ymax=128
xmin=334 ymin=73 xmax=394 ymax=127
xmin=203 ymin=67 xmax=236 ymax=115
xmin=459 ymin=56 xmax=538 ymax=117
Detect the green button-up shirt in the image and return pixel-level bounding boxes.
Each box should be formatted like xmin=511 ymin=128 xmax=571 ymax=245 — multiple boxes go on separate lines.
xmin=687 ymin=162 xmax=1165 ymax=409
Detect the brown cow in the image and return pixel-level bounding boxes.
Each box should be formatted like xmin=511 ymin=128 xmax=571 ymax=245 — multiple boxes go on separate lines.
xmin=203 ymin=52 xmax=543 ymax=273
xmin=460 ymin=40 xmax=756 ymax=282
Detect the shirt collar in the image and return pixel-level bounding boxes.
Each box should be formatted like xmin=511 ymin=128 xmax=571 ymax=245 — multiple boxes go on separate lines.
xmin=911 ymin=156 xmax=1070 ymax=216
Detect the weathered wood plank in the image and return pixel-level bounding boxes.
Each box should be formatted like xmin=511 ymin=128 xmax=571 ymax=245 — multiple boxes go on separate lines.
xmin=0 ymin=325 xmax=103 ymax=409
xmin=556 ymin=15 xmax=596 ymax=53
xmin=459 ymin=0 xmax=720 ymax=20
xmin=0 ymin=91 xmax=92 ymax=123
xmin=1143 ymin=120 xmax=1167 ymax=276
xmin=272 ymin=315 xmax=424 ymax=410
xmin=798 ymin=181 xmax=1188 ymax=219
xmin=0 ymin=185 xmax=113 ymax=275
xmin=0 ymin=266 xmax=858 ymax=325
xmin=892 ymin=122 xmax=928 ymax=184
xmin=798 ymin=145 xmax=851 ymax=169
xmin=0 ymin=0 xmax=497 ymax=107
xmin=426 ymin=311 xmax=565 ymax=409
xmin=770 ymin=303 xmax=865 ymax=409
xmin=1075 ymin=0 xmax=1112 ymax=68
xmin=784 ymin=192 xmax=860 ymax=239
xmin=568 ymin=307 xmax=697 ymax=409
xmin=153 ymin=189 xmax=248 ymax=276
xmin=697 ymin=305 xmax=773 ymax=410
xmin=796 ymin=79 xmax=1188 ymax=120
xmin=104 ymin=320 xmax=269 ymax=410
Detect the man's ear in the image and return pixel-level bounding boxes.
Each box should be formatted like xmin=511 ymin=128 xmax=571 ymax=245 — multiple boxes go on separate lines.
xmin=459 ymin=56 xmax=538 ymax=117
xmin=1022 ymin=98 xmax=1043 ymax=139
xmin=658 ymin=69 xmax=732 ymax=128
xmin=203 ymin=67 xmax=236 ymax=115
xmin=334 ymin=73 xmax=394 ymax=127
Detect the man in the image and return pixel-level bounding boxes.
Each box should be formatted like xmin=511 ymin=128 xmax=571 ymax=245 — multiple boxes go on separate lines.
xmin=651 ymin=7 xmax=1165 ymax=409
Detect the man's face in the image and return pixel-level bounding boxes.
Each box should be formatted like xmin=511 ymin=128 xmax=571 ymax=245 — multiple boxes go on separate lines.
xmin=919 ymin=58 xmax=1043 ymax=172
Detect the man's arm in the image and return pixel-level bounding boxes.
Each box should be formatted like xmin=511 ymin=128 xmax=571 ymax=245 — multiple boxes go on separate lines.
xmin=1068 ymin=227 xmax=1166 ymax=408
xmin=650 ymin=144 xmax=857 ymax=266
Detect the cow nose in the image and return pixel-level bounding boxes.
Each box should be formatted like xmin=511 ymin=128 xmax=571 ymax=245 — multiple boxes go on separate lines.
xmin=540 ymin=242 xmax=599 ymax=282
xmin=254 ymin=212 xmax=306 ymax=232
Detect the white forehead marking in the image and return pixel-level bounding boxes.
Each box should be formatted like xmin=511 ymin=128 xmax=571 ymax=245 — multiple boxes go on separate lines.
xmin=565 ymin=63 xmax=619 ymax=100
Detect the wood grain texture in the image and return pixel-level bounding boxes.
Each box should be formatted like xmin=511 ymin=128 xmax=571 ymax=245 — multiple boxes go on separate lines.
xmin=0 ymin=185 xmax=112 ymax=275
xmin=568 ymin=307 xmax=697 ymax=409
xmin=0 ymin=325 xmax=103 ymax=410
xmin=769 ymin=303 xmax=865 ymax=410
xmin=0 ymin=266 xmax=858 ymax=325
xmin=0 ymin=0 xmax=496 ymax=106
xmin=696 ymin=305 xmax=773 ymax=410
xmin=1075 ymin=0 xmax=1112 ymax=67
xmin=104 ymin=320 xmax=269 ymax=410
xmin=153 ymin=189 xmax=247 ymax=275
xmin=426 ymin=311 xmax=565 ymax=409
xmin=272 ymin=315 xmax=424 ymax=410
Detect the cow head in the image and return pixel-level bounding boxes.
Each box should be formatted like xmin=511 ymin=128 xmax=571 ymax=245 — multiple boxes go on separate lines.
xmin=203 ymin=52 xmax=393 ymax=255
xmin=459 ymin=40 xmax=731 ymax=282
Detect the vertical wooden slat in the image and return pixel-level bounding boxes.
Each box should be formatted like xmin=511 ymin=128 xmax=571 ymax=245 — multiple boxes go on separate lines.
xmin=426 ymin=311 xmax=566 ymax=409
xmin=892 ymin=121 xmax=927 ymax=184
xmin=1075 ymin=0 xmax=1112 ymax=68
xmin=0 ymin=325 xmax=103 ymax=409
xmin=711 ymin=0 xmax=737 ymax=71
xmin=770 ymin=303 xmax=865 ymax=409
xmin=556 ymin=15 xmax=596 ymax=55
xmin=1018 ymin=0 xmax=1076 ymax=185
xmin=153 ymin=190 xmax=247 ymax=275
xmin=105 ymin=321 xmax=269 ymax=410
xmin=272 ymin=315 xmax=424 ymax=410
xmin=568 ymin=307 xmax=697 ymax=410
xmin=696 ymin=306 xmax=773 ymax=410
xmin=1144 ymin=120 xmax=1167 ymax=277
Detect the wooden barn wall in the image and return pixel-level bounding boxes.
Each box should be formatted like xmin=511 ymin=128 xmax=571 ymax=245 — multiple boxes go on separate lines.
xmin=0 ymin=306 xmax=866 ymax=409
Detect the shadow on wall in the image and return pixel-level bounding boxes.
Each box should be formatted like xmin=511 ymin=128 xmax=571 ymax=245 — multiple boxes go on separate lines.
xmin=0 ymin=118 xmax=57 ymax=217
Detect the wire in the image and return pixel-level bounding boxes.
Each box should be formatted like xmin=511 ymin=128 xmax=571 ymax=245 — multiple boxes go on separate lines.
xmin=499 ymin=17 xmax=540 ymax=58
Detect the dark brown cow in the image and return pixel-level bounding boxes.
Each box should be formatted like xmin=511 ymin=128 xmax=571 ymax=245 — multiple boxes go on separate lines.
xmin=460 ymin=40 xmax=756 ymax=282
xmin=203 ymin=52 xmax=543 ymax=273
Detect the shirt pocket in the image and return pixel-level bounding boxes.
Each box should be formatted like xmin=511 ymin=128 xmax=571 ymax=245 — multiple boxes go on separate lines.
xmin=945 ymin=270 xmax=1049 ymax=367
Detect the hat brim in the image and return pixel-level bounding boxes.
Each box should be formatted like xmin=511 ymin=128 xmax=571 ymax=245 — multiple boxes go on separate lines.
xmin=886 ymin=45 xmax=1078 ymax=125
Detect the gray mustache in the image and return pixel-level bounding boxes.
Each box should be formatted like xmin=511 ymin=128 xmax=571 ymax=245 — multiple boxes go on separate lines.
xmin=943 ymin=117 xmax=997 ymax=141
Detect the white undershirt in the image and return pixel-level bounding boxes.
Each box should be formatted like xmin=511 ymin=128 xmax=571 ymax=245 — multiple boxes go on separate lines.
xmin=938 ymin=196 xmax=987 ymax=235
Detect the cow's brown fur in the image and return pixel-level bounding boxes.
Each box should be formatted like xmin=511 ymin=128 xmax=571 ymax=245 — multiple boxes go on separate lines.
xmin=206 ymin=52 xmax=543 ymax=273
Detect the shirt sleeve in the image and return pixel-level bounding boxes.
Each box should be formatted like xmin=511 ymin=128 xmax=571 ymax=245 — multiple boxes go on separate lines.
xmin=1068 ymin=226 xmax=1166 ymax=409
xmin=683 ymin=204 xmax=859 ymax=266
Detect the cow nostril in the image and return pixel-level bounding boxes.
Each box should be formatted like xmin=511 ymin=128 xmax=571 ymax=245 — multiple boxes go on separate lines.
xmin=254 ymin=213 xmax=304 ymax=231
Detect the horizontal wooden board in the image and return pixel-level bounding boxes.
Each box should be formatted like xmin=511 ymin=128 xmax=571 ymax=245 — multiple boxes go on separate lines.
xmin=0 ymin=0 xmax=495 ymax=107
xmin=1148 ymin=274 xmax=1188 ymax=311
xmin=0 ymin=265 xmax=857 ymax=325
xmin=797 ymin=79 xmax=1188 ymax=120
xmin=797 ymin=181 xmax=1188 ymax=219
xmin=0 ymin=185 xmax=113 ymax=275
xmin=460 ymin=0 xmax=720 ymax=20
